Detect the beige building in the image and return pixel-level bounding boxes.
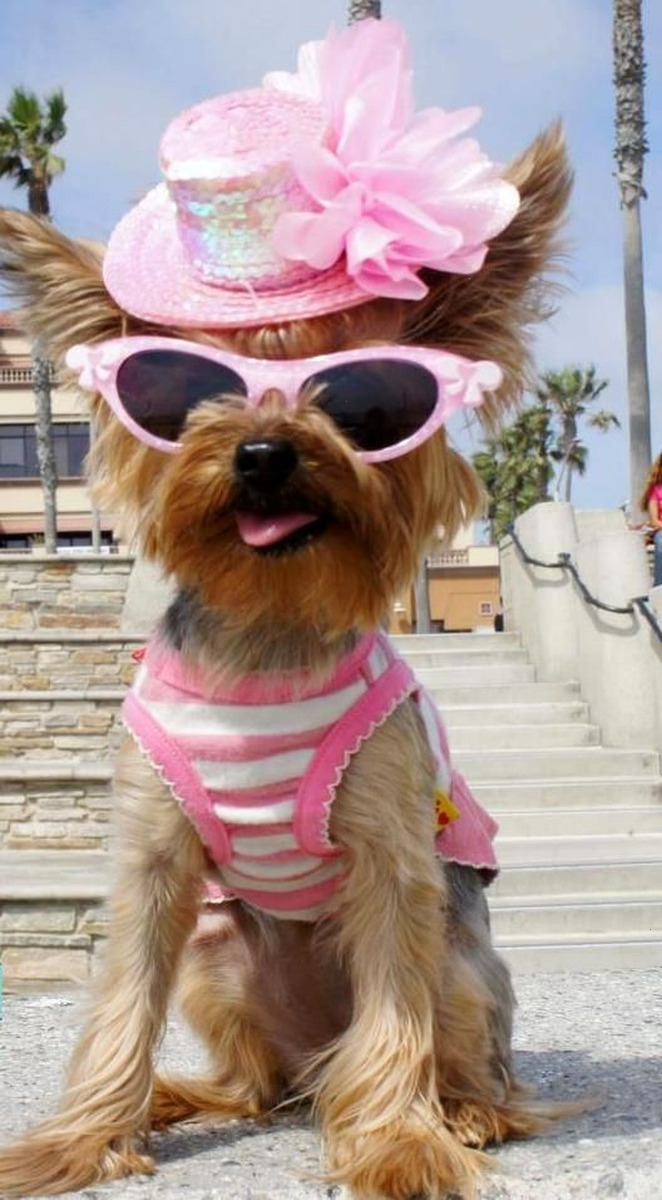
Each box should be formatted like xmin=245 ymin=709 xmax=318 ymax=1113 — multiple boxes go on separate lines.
xmin=0 ymin=311 xmax=113 ymax=549
xmin=393 ymin=525 xmax=501 ymax=635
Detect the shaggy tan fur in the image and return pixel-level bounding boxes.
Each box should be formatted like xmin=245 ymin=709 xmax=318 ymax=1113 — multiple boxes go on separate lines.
xmin=0 ymin=126 xmax=572 ymax=1199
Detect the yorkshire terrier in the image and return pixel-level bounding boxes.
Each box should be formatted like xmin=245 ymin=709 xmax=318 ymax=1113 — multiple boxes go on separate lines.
xmin=0 ymin=19 xmax=571 ymax=1200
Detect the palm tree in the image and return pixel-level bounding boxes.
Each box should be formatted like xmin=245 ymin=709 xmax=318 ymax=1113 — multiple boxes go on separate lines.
xmin=348 ymin=0 xmax=381 ymax=20
xmin=0 ymin=87 xmax=67 ymax=552
xmin=536 ymin=367 xmax=619 ymax=502
xmin=473 ymin=403 xmax=555 ymax=543
xmin=613 ymin=0 xmax=651 ymax=514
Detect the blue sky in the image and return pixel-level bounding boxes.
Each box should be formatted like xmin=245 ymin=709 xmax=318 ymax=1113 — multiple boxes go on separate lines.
xmin=1 ymin=0 xmax=660 ymax=510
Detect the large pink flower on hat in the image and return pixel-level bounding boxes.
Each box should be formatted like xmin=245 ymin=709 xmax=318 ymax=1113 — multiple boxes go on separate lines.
xmin=264 ymin=19 xmax=520 ymax=301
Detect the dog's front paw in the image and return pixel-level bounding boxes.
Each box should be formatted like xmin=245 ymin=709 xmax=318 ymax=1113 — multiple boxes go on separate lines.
xmin=325 ymin=1107 xmax=489 ymax=1199
xmin=0 ymin=1131 xmax=154 ymax=1197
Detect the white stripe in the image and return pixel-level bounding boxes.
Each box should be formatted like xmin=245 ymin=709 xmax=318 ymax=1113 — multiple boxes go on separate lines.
xmin=213 ymin=798 xmax=294 ymax=826
xmin=420 ymin=693 xmax=452 ymax=792
xmin=133 ymin=663 xmax=148 ymax=692
xmin=219 ymin=859 xmax=344 ymax=894
xmin=231 ymin=831 xmax=299 ymax=856
xmin=198 ymin=747 xmax=314 ymax=790
xmin=368 ymin=643 xmax=389 ymax=679
xmin=141 ymin=678 xmax=366 ymax=738
xmin=230 ymin=852 xmax=325 ymax=879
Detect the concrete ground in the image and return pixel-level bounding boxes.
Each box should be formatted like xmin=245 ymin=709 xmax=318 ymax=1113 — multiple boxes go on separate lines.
xmin=0 ymin=970 xmax=660 ymax=1199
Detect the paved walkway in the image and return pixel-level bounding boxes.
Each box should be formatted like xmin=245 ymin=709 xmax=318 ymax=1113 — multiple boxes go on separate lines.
xmin=0 ymin=970 xmax=660 ymax=1199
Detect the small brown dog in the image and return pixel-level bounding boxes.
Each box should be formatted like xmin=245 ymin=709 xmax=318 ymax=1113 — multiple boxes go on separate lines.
xmin=0 ymin=20 xmax=571 ymax=1200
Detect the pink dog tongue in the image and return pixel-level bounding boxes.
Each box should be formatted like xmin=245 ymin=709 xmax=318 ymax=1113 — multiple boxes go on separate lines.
xmin=236 ymin=511 xmax=318 ymax=548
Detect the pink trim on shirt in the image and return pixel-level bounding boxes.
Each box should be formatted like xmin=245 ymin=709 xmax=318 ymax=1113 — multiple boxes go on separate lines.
xmin=295 ymin=658 xmax=416 ymax=856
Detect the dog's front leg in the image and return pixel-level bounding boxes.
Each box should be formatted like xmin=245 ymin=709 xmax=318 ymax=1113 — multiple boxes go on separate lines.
xmin=317 ymin=700 xmax=485 ymax=1200
xmin=0 ymin=737 xmax=206 ymax=1198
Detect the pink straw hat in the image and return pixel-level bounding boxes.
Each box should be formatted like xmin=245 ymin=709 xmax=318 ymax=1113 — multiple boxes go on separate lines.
xmin=103 ymin=19 xmax=520 ymax=330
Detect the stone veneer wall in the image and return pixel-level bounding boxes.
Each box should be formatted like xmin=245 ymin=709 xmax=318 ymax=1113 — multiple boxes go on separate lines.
xmin=0 ymin=555 xmax=155 ymax=980
xmin=0 ymin=553 xmax=134 ymax=631
xmin=0 ymin=898 xmax=108 ymax=982
xmin=0 ymin=695 xmax=123 ymax=759
xmin=0 ymin=554 xmax=142 ymax=854
xmin=0 ymin=635 xmax=141 ymax=691
xmin=0 ymin=767 xmax=113 ymax=849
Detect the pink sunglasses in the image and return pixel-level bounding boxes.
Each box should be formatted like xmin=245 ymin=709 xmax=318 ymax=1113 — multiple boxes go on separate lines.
xmin=65 ymin=336 xmax=501 ymax=463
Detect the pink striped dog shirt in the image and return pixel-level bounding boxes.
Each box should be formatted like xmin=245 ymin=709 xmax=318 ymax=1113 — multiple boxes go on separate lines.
xmin=123 ymin=631 xmax=498 ymax=921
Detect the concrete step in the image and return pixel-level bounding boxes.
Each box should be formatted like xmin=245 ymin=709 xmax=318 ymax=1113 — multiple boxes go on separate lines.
xmin=492 ymin=859 xmax=662 ymax=900
xmin=2 ymin=852 xmax=661 ymax=977
xmin=399 ymin=648 xmax=529 ymax=669
xmin=475 ymin=777 xmax=662 ymax=811
xmin=0 ymin=760 xmax=113 ymax=783
xmin=495 ymin=806 xmax=662 ymax=839
xmin=392 ymin=633 xmax=521 ymax=652
xmin=496 ymin=935 xmax=662 ymax=974
xmin=491 ymin=895 xmax=662 ymax=938
xmin=0 ymin=850 xmax=109 ymax=900
xmin=450 ymin=723 xmax=600 ymax=750
xmin=444 ymin=701 xmax=590 ymax=727
xmin=428 ymin=680 xmax=582 ymax=705
xmin=455 ymin=746 xmax=660 ymax=781
xmin=496 ymin=832 xmax=662 ymax=865
xmin=0 ymin=850 xmax=109 ymax=983
xmin=0 ymin=690 xmax=125 ymax=704
xmin=0 ymin=632 xmax=143 ymax=644
xmin=415 ymin=663 xmax=536 ymax=688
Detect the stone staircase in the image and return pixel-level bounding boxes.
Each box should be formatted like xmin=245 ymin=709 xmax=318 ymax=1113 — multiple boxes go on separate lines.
xmin=399 ymin=633 xmax=662 ymax=972
xmin=1 ymin=629 xmax=662 ymax=982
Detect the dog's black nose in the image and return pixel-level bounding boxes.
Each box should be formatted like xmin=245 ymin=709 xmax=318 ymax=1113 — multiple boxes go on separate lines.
xmin=234 ymin=438 xmax=298 ymax=492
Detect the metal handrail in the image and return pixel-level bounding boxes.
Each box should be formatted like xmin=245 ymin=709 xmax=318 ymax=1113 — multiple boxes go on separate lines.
xmin=506 ymin=523 xmax=662 ymax=645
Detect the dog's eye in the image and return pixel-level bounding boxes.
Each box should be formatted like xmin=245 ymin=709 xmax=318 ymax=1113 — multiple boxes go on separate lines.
xmin=117 ymin=350 xmax=248 ymax=440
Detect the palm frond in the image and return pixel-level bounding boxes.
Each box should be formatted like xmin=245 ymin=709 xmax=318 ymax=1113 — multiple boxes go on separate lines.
xmin=45 ymin=152 xmax=65 ymax=179
xmin=43 ymin=89 xmax=67 ymax=144
xmin=6 ymin=87 xmax=42 ymax=134
xmin=589 ymin=409 xmax=620 ymax=431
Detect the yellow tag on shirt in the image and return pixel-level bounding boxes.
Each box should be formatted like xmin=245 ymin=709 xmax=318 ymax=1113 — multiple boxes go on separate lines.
xmin=434 ymin=788 xmax=461 ymax=832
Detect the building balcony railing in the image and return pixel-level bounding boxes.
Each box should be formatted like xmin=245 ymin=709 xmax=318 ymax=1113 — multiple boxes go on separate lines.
xmin=0 ymin=365 xmax=57 ymax=386
xmin=427 ymin=549 xmax=470 ymax=567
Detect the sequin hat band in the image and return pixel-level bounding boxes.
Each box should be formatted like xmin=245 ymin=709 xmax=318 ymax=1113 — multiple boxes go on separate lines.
xmin=162 ymin=91 xmax=326 ymax=293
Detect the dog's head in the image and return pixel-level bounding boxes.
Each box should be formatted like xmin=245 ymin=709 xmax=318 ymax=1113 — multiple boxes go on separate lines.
xmin=0 ymin=117 xmax=570 ymax=642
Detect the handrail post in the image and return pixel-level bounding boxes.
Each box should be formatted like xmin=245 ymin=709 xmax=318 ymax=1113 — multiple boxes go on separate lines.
xmin=501 ymin=502 xmax=579 ymax=681
xmin=575 ymin=528 xmax=657 ymax=747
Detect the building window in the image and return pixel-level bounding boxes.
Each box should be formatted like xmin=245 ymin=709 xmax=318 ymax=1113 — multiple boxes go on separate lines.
xmin=0 ymin=531 xmax=114 ymax=551
xmin=0 ymin=425 xmax=39 ymax=477
xmin=480 ymin=601 xmax=493 ymax=616
xmin=53 ymin=424 xmax=90 ymax=477
xmin=0 ymin=423 xmax=90 ymax=479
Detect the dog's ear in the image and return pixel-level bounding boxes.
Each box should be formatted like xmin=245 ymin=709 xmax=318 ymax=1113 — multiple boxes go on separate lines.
xmin=0 ymin=208 xmax=124 ymax=367
xmin=401 ymin=122 xmax=572 ymax=423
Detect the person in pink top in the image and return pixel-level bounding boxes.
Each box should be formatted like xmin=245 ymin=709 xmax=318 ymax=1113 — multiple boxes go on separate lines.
xmin=641 ymin=452 xmax=662 ymax=586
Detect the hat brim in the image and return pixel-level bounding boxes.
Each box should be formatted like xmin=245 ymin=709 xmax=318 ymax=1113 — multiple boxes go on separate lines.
xmin=103 ymin=184 xmax=371 ymax=330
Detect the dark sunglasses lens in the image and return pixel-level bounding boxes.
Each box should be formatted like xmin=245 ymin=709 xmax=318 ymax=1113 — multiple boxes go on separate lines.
xmin=307 ymin=360 xmax=438 ymax=453
xmin=116 ymin=350 xmax=247 ymax=441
